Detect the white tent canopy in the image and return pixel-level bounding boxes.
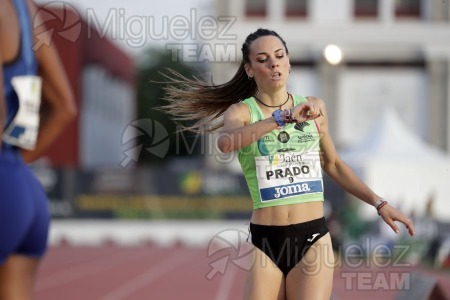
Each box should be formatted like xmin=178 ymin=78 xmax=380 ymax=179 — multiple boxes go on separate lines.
xmin=340 ymin=108 xmax=450 ymax=221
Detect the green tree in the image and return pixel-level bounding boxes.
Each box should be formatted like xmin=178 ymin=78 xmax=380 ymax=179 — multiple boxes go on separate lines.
xmin=136 ymin=47 xmax=204 ymax=163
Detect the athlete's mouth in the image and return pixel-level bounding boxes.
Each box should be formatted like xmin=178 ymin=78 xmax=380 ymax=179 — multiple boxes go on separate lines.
xmin=272 ymin=72 xmax=281 ymax=79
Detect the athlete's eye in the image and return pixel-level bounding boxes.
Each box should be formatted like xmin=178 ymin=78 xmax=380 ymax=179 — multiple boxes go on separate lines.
xmin=257 ymin=58 xmax=267 ymax=63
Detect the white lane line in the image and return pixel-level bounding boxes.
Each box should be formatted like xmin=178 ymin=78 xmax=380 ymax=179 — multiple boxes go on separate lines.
xmin=36 ymin=247 xmax=161 ymax=292
xmin=100 ymin=249 xmax=197 ymax=300
xmin=214 ymin=264 xmax=238 ymax=300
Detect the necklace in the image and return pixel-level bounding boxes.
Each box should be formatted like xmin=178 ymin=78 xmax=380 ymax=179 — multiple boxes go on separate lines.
xmin=254 ymin=93 xmax=290 ymax=110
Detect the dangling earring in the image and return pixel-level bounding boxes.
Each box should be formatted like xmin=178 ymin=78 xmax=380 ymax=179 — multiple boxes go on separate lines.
xmin=289 ymin=67 xmax=291 ymax=73
xmin=248 ymin=75 xmax=253 ymax=80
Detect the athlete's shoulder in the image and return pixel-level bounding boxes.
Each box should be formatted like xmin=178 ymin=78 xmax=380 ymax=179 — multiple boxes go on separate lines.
xmin=227 ymin=102 xmax=250 ymax=113
xmin=223 ymin=102 xmax=251 ymax=124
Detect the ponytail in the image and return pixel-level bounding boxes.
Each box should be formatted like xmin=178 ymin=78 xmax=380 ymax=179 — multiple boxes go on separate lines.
xmin=161 ymin=28 xmax=288 ymax=133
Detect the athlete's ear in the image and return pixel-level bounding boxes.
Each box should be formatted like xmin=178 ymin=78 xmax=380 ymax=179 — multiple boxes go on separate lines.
xmin=244 ymin=63 xmax=253 ymax=78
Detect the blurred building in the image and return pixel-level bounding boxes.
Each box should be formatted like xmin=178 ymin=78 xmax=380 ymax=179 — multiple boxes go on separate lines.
xmin=209 ymin=0 xmax=450 ymax=172
xmin=36 ymin=4 xmax=135 ymax=168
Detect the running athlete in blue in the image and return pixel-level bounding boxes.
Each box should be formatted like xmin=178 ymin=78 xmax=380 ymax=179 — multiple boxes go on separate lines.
xmin=0 ymin=0 xmax=76 ymax=298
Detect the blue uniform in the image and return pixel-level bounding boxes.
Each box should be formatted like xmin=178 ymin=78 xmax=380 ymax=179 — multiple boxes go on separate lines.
xmin=0 ymin=0 xmax=49 ymax=264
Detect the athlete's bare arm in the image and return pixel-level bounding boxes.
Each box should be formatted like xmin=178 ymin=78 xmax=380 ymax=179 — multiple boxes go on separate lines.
xmin=19 ymin=0 xmax=77 ymax=162
xmin=310 ymin=96 xmax=415 ymax=236
xmin=0 ymin=2 xmax=7 ymax=149
xmin=0 ymin=52 xmax=5 ymax=151
xmin=310 ymin=96 xmax=381 ymax=205
xmin=218 ymin=103 xmax=278 ymax=153
xmin=218 ymin=99 xmax=321 ymax=153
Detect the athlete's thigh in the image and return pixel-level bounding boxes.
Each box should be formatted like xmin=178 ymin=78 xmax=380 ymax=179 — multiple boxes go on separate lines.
xmin=244 ymin=246 xmax=286 ymax=300
xmin=0 ymin=254 xmax=40 ymax=300
xmin=0 ymin=162 xmax=33 ymax=261
xmin=285 ymin=233 xmax=334 ymax=300
xmin=15 ymin=166 xmax=50 ymax=259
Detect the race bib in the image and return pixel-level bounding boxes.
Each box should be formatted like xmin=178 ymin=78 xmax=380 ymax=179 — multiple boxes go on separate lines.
xmin=2 ymin=75 xmax=42 ymax=150
xmin=255 ymin=150 xmax=323 ymax=202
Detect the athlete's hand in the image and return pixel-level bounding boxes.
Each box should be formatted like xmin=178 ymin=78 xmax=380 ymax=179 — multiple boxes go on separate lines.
xmin=20 ymin=149 xmax=34 ymax=164
xmin=291 ymin=102 xmax=323 ymax=123
xmin=378 ymin=204 xmax=415 ymax=236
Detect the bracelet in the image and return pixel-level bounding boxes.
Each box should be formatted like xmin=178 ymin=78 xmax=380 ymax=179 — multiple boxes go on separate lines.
xmin=272 ymin=110 xmax=286 ymax=127
xmin=377 ymin=200 xmax=388 ymax=215
xmin=374 ymin=198 xmax=385 ymax=208
xmin=282 ymin=108 xmax=291 ymax=123
xmin=283 ymin=108 xmax=296 ymax=123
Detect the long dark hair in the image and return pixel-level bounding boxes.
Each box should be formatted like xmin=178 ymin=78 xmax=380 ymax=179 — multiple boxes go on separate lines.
xmin=161 ymin=28 xmax=289 ymax=132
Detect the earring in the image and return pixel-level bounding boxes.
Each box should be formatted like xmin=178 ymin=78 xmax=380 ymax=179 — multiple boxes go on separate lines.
xmin=289 ymin=67 xmax=291 ymax=73
xmin=248 ymin=75 xmax=253 ymax=80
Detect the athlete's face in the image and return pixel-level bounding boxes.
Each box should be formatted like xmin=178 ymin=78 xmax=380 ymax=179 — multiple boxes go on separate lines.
xmin=245 ymin=35 xmax=290 ymax=91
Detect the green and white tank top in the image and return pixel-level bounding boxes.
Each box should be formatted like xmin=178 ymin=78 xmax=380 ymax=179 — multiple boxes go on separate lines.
xmin=238 ymin=95 xmax=324 ymax=209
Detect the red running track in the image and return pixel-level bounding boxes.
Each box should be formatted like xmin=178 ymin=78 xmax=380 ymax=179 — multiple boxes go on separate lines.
xmin=35 ymin=245 xmax=450 ymax=300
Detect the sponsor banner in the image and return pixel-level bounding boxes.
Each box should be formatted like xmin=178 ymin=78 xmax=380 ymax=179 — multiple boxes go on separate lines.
xmin=74 ymin=195 xmax=252 ymax=219
xmin=260 ymin=180 xmax=323 ymax=202
xmin=32 ymin=167 xmax=251 ymax=219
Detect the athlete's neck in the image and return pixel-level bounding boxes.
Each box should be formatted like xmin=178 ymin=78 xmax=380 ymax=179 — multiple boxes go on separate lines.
xmin=255 ymin=89 xmax=289 ymax=108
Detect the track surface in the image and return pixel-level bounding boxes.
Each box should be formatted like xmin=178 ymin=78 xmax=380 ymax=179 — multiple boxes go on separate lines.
xmin=35 ymin=245 xmax=450 ymax=300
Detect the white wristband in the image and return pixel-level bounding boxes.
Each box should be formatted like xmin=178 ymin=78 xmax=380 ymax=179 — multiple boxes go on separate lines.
xmin=374 ymin=198 xmax=385 ymax=208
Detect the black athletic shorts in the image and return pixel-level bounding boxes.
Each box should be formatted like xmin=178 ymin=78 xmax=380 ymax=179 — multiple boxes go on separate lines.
xmin=250 ymin=217 xmax=329 ymax=277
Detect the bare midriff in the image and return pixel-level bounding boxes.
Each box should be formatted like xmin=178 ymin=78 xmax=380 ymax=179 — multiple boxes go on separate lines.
xmin=250 ymin=201 xmax=324 ymax=225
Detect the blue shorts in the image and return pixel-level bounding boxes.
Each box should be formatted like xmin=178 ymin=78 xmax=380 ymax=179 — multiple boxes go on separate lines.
xmin=0 ymin=147 xmax=50 ymax=264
